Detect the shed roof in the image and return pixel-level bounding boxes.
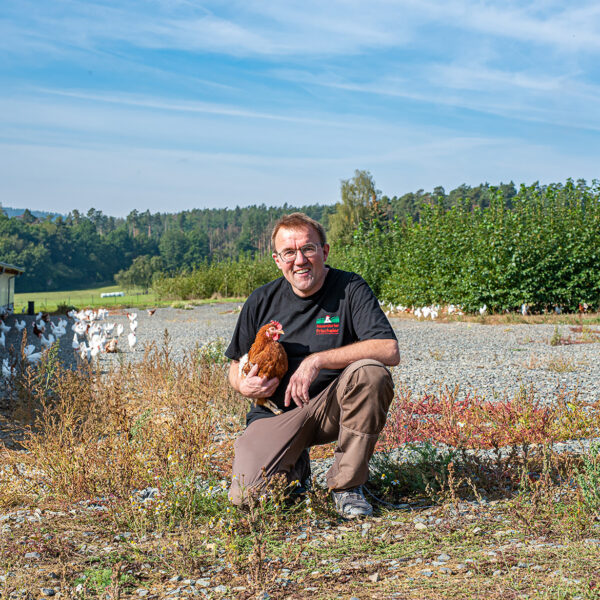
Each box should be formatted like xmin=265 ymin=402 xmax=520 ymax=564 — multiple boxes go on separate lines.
xmin=0 ymin=262 xmax=24 ymax=275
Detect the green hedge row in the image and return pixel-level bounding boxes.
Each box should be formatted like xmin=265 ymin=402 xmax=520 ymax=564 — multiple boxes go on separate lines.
xmin=337 ymin=179 xmax=600 ymax=312
xmin=152 ymin=255 xmax=279 ymax=300
xmin=154 ymin=180 xmax=600 ymax=313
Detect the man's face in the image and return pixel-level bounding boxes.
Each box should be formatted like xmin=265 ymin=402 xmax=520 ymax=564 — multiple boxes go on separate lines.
xmin=272 ymin=226 xmax=330 ymax=297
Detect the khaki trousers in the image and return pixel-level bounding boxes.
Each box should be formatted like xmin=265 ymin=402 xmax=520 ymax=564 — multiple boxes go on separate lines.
xmin=229 ymin=359 xmax=394 ymax=505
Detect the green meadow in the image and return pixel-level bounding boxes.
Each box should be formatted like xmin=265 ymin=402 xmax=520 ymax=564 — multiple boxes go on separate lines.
xmin=14 ymin=284 xmax=245 ymax=313
xmin=13 ymin=284 xmax=158 ymax=313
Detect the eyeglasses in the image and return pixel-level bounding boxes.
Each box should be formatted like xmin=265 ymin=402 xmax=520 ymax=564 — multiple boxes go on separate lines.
xmin=277 ymin=243 xmax=321 ymax=263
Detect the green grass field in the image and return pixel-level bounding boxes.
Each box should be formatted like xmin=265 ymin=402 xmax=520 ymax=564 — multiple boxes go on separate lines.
xmin=14 ymin=284 xmax=245 ymax=313
xmin=14 ymin=285 xmax=159 ymax=313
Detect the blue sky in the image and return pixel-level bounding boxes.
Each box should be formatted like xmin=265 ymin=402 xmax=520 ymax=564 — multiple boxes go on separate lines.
xmin=1 ymin=1 xmax=599 ymax=217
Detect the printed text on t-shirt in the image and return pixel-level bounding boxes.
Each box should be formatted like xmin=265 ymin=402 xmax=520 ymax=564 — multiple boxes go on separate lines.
xmin=316 ymin=315 xmax=340 ymax=335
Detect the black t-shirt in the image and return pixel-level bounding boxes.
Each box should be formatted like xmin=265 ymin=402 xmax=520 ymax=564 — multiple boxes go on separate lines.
xmin=225 ymin=267 xmax=397 ymax=425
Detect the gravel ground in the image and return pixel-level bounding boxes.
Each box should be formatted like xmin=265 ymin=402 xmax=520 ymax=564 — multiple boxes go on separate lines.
xmin=2 ymin=307 xmax=599 ymax=597
xmin=2 ymin=305 xmax=599 ymax=457
xmin=93 ymin=306 xmax=598 ymax=406
xmin=2 ymin=304 xmax=599 ymax=405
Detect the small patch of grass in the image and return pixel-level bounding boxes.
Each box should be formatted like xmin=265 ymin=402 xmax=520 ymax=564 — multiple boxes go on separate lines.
xmin=522 ymin=353 xmax=542 ymax=370
xmin=546 ymin=356 xmax=578 ymax=373
xmin=550 ymin=325 xmax=567 ymax=346
xmin=523 ymin=355 xmax=581 ymax=373
xmin=74 ymin=566 xmax=136 ymax=592
xmin=170 ymin=301 xmax=194 ymax=309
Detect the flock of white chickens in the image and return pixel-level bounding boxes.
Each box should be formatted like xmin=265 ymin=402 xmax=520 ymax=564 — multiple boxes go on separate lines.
xmin=0 ymin=297 xmax=571 ymax=381
xmin=68 ymin=308 xmax=139 ymax=360
xmin=0 ymin=307 xmax=143 ymax=380
xmin=381 ymin=302 xmax=565 ymax=319
xmin=381 ymin=302 xmax=470 ymax=319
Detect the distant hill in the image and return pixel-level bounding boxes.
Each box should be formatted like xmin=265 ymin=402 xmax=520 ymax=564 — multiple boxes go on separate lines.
xmin=1 ymin=206 xmax=63 ymax=220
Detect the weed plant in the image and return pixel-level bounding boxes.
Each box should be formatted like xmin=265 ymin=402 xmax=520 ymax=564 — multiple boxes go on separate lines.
xmin=577 ymin=443 xmax=600 ymax=516
xmin=4 ymin=333 xmax=242 ymax=506
xmin=375 ymin=383 xmax=600 ymax=503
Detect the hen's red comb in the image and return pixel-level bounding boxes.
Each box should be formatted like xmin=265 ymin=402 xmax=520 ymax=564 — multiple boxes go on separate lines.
xmin=269 ymin=320 xmax=283 ymax=329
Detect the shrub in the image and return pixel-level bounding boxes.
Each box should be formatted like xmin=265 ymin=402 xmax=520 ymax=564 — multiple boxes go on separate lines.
xmin=15 ymin=334 xmax=242 ymax=504
xmin=153 ymin=256 xmax=279 ymax=300
xmin=380 ymin=384 xmax=600 ymax=473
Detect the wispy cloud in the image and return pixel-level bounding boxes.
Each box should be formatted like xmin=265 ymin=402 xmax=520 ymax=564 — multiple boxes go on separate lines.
xmin=34 ymin=88 xmax=350 ymax=127
xmin=4 ymin=1 xmax=600 ymax=59
xmin=271 ymin=64 xmax=600 ymax=134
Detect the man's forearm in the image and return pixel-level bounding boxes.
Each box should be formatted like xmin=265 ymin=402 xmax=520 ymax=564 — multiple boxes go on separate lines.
xmin=284 ymin=338 xmax=399 ymax=407
xmin=311 ymin=338 xmax=400 ymax=370
xmin=228 ymin=360 xmax=242 ymax=393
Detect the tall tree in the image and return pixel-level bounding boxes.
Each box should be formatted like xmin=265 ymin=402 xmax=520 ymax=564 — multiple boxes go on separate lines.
xmin=328 ymin=170 xmax=381 ymax=245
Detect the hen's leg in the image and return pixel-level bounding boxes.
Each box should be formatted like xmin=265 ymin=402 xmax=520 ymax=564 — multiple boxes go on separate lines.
xmin=255 ymin=398 xmax=282 ymax=415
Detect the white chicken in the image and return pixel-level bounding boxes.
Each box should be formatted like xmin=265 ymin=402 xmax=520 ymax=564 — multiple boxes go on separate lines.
xmin=40 ymin=333 xmax=55 ymax=349
xmin=128 ymin=332 xmax=137 ymax=350
xmin=79 ymin=342 xmax=91 ymax=361
xmin=2 ymin=358 xmax=12 ymax=378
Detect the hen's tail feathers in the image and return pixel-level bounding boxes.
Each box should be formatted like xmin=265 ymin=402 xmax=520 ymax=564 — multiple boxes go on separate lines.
xmin=239 ymin=353 xmax=249 ymax=377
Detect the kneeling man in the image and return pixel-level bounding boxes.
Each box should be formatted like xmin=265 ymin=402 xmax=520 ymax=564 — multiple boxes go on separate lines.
xmin=226 ymin=213 xmax=399 ymax=517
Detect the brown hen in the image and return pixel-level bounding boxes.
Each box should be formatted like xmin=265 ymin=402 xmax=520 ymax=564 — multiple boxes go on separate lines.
xmin=239 ymin=320 xmax=288 ymax=415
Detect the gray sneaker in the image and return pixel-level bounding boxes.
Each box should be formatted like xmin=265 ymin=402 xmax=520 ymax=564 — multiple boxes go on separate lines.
xmin=331 ymin=486 xmax=373 ymax=518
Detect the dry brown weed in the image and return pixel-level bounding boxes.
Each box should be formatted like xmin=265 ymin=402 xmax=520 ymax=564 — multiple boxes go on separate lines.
xmin=3 ymin=332 xmax=245 ymax=505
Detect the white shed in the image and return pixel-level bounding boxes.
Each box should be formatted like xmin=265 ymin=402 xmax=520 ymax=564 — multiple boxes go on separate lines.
xmin=0 ymin=262 xmax=24 ymax=313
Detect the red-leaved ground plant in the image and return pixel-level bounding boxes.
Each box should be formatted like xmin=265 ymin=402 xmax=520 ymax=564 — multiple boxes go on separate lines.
xmin=379 ymin=384 xmax=600 ymax=454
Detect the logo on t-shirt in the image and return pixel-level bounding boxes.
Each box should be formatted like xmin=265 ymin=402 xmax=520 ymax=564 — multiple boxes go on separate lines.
xmin=316 ymin=315 xmax=339 ymax=335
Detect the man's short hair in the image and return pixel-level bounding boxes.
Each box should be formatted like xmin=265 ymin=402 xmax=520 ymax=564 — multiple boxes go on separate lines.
xmin=271 ymin=213 xmax=327 ymax=249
